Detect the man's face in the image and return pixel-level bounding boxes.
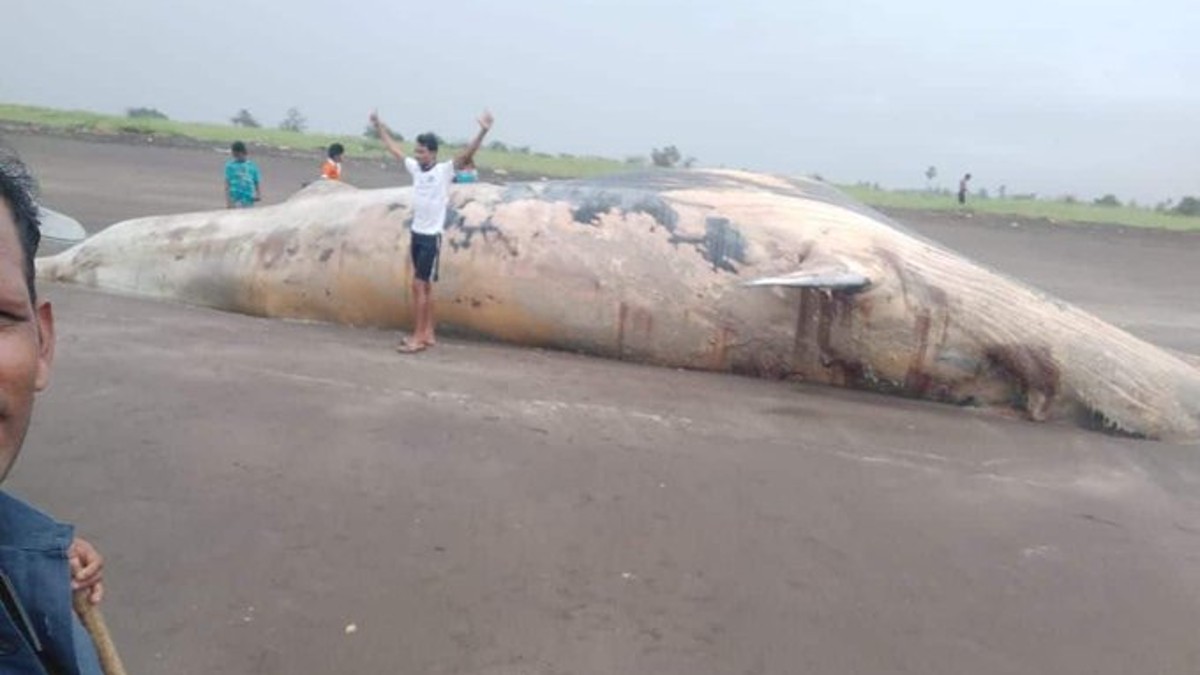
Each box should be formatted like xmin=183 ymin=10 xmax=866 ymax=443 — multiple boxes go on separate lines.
xmin=233 ymin=151 xmax=247 ymax=162
xmin=0 ymin=201 xmax=54 ymax=482
xmin=414 ymin=144 xmax=435 ymax=168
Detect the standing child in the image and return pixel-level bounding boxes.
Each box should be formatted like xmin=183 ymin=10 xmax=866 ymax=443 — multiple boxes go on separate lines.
xmin=225 ymin=141 xmax=262 ymax=208
xmin=322 ymin=143 xmax=345 ymax=181
xmin=453 ymin=157 xmax=478 ymax=184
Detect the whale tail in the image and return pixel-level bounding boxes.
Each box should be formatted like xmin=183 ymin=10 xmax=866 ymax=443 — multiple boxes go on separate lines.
xmin=37 ymin=206 xmax=87 ymax=243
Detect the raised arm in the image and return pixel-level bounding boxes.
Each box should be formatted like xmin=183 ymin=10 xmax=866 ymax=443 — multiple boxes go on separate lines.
xmin=370 ymin=110 xmax=406 ymax=161
xmin=454 ymin=110 xmax=494 ymax=170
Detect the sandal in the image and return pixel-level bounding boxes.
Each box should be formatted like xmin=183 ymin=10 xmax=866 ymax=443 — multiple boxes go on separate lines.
xmin=395 ymin=340 xmax=427 ymax=354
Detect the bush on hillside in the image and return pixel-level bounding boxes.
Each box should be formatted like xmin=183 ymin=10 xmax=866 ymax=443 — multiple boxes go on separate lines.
xmin=126 ymin=107 xmax=168 ymax=120
xmin=231 ymin=109 xmax=261 ymax=128
xmin=279 ymin=107 xmax=307 ymax=133
xmin=651 ymin=145 xmax=681 ymax=168
xmin=363 ymin=122 xmax=401 ymax=142
xmin=1172 ymin=196 xmax=1200 ymax=217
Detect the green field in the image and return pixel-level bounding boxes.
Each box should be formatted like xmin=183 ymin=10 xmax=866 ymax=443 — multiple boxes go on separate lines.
xmin=4 ymin=103 xmax=1198 ymax=230
xmin=0 ymin=103 xmax=627 ymax=179
xmin=841 ymin=185 xmax=1200 ymax=231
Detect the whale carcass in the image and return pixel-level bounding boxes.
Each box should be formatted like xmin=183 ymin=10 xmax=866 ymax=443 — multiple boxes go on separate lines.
xmin=37 ymin=170 xmax=1200 ymax=441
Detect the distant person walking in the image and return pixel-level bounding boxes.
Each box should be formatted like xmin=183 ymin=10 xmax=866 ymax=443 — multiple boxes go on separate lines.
xmin=958 ymin=173 xmax=972 ymax=205
xmin=369 ymin=108 xmax=494 ymax=353
xmin=322 ymin=143 xmax=345 ymax=181
xmin=225 ymin=141 xmax=261 ymax=208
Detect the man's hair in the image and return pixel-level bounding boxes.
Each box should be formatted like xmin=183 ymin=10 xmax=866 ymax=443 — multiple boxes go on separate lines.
xmin=328 ymin=143 xmax=344 ymax=159
xmin=231 ymin=141 xmax=247 ymax=154
xmin=416 ymin=133 xmax=439 ymax=153
xmin=0 ymin=150 xmax=41 ymax=302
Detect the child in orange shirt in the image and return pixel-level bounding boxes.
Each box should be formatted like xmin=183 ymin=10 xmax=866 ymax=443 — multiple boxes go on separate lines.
xmin=322 ymin=143 xmax=345 ymax=181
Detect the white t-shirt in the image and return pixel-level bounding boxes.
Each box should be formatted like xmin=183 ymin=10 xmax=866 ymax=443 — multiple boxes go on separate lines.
xmin=404 ymin=157 xmax=455 ymax=235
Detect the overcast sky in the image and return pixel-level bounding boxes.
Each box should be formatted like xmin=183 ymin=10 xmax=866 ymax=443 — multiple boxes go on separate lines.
xmin=5 ymin=0 xmax=1197 ymax=202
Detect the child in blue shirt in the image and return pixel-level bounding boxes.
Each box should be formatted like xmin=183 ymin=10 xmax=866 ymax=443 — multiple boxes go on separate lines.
xmin=224 ymin=141 xmax=261 ymax=208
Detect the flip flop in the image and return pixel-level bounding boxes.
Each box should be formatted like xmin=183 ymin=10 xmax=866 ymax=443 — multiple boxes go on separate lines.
xmin=395 ymin=340 xmax=427 ymax=354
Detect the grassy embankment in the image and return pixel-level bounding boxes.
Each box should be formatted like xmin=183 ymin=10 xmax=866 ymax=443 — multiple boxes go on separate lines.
xmin=843 ymin=185 xmax=1200 ymax=231
xmin=5 ymin=103 xmax=1198 ymax=230
xmin=0 ymin=103 xmax=625 ymax=179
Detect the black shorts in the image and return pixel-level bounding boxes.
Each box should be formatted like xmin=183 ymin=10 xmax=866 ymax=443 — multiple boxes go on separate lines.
xmin=411 ymin=232 xmax=441 ymax=282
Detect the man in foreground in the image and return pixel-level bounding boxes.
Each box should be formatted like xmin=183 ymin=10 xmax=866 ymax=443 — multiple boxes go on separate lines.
xmin=369 ymin=108 xmax=494 ymax=353
xmin=1 ymin=151 xmax=106 ymax=674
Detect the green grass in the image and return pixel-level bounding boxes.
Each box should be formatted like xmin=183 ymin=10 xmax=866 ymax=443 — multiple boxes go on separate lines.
xmin=841 ymin=185 xmax=1200 ymax=231
xmin=0 ymin=103 xmax=627 ymax=179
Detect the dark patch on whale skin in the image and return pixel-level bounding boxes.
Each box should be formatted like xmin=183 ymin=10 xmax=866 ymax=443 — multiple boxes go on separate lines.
xmin=666 ymin=217 xmax=748 ymax=273
xmin=505 ymin=180 xmax=746 ymax=271
xmin=519 ymin=183 xmax=681 ymax=232
xmin=570 ymin=193 xmax=623 ymax=226
xmin=629 ymin=198 xmax=680 ymax=232
xmin=504 ymin=181 xmax=748 ymax=270
xmin=444 ymin=207 xmax=518 ymax=256
xmin=544 ymin=169 xmax=930 ymax=239
xmin=701 ymin=217 xmax=746 ymax=273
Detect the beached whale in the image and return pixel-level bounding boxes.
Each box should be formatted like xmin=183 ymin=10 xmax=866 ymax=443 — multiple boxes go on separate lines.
xmin=37 ymin=170 xmax=1200 ymax=441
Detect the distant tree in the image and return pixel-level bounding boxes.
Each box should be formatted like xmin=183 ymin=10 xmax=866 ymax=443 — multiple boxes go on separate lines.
xmin=976 ymin=187 xmax=989 ymax=200
xmin=624 ymin=155 xmax=646 ymax=166
xmin=487 ymin=140 xmax=509 ymax=152
xmin=278 ymin=107 xmax=307 ymax=133
xmin=1172 ymin=196 xmax=1200 ymax=217
xmin=809 ymin=173 xmax=826 ymax=182
xmin=1093 ymin=194 xmax=1121 ymax=207
xmin=1060 ymin=194 xmax=1078 ymax=205
xmin=998 ymin=184 xmax=1007 ymax=199
xmin=650 ymin=145 xmax=682 ymax=168
xmin=682 ymin=156 xmax=697 ymax=169
xmin=924 ymin=165 xmax=937 ymax=190
xmin=1154 ymin=199 xmax=1174 ymax=213
xmin=230 ymin=109 xmax=260 ymax=128
xmin=363 ymin=122 xmax=401 ymax=142
xmin=126 ymin=107 xmax=168 ymax=120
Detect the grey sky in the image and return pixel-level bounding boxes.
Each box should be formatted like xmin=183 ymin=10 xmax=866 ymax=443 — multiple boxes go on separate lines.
xmin=6 ymin=0 xmax=1198 ymax=202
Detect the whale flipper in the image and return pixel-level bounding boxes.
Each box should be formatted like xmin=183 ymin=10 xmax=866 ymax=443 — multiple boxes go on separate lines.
xmin=744 ymin=257 xmax=870 ymax=292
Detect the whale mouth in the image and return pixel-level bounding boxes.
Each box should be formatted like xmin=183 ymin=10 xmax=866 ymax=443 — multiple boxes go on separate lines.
xmin=1077 ymin=407 xmax=1150 ymax=440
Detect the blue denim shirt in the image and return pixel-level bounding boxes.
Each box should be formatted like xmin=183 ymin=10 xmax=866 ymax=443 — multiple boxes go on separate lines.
xmin=0 ymin=491 xmax=103 ymax=674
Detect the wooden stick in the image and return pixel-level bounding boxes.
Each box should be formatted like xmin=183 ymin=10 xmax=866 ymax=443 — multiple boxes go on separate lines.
xmin=72 ymin=590 xmax=128 ymax=675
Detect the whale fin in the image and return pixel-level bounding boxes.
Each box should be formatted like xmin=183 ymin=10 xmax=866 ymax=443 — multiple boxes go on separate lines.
xmin=744 ymin=257 xmax=870 ymax=292
xmin=37 ymin=206 xmax=88 ymax=243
